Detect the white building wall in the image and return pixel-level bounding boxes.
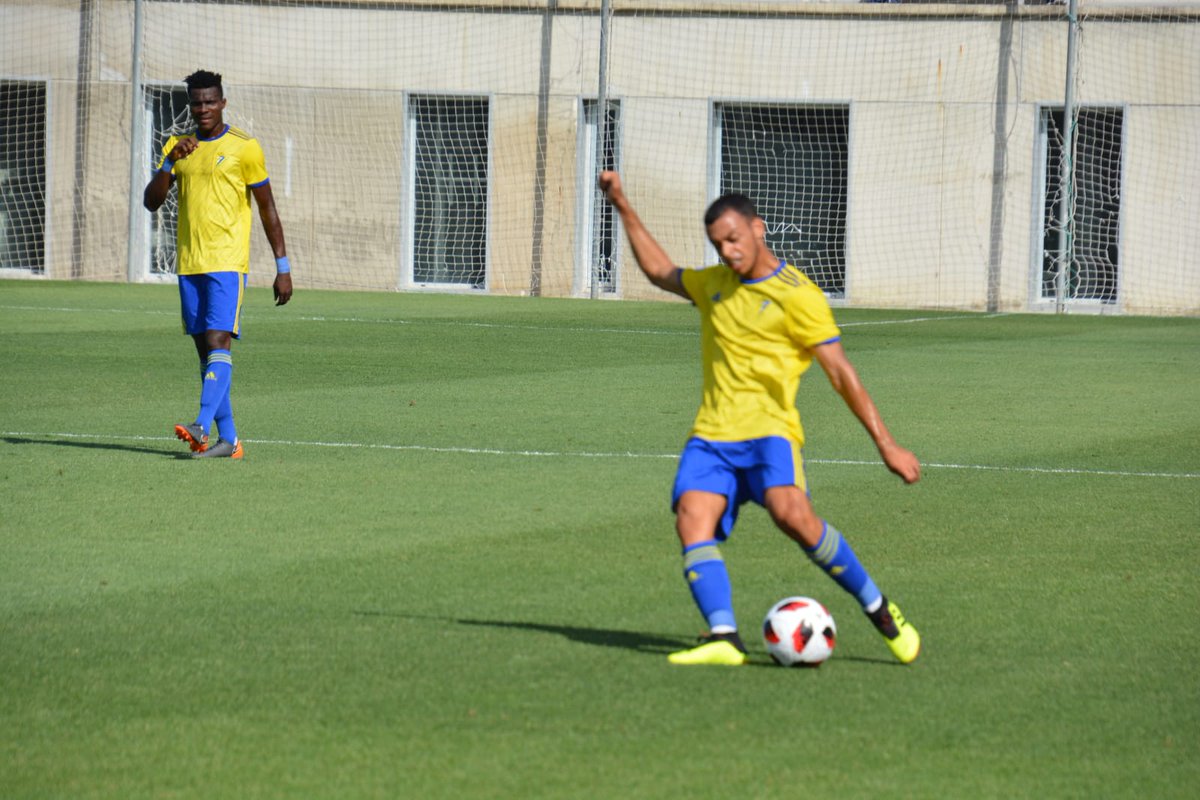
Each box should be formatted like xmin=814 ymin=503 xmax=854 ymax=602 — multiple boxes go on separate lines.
xmin=1 ymin=1 xmax=1195 ymax=313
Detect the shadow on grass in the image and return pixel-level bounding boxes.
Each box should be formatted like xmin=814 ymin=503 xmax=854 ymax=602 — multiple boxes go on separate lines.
xmin=2 ymin=435 xmax=186 ymax=458
xmin=458 ymin=619 xmax=902 ymax=668
xmin=457 ymin=617 xmax=693 ymax=656
xmin=355 ymin=611 xmax=901 ymax=667
xmin=354 ymin=610 xmax=692 ymax=656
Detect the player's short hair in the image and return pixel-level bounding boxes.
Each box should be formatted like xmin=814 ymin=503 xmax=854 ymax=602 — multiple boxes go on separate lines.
xmin=704 ymin=193 xmax=759 ymax=226
xmin=184 ymin=70 xmax=224 ymax=97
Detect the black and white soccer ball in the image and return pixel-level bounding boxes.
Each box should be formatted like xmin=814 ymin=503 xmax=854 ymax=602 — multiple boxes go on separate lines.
xmin=762 ymin=596 xmax=837 ymax=667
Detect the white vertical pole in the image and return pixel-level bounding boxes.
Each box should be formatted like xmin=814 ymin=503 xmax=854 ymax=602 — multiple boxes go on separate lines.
xmin=1055 ymin=0 xmax=1080 ymax=313
xmin=591 ymin=0 xmax=612 ymax=300
xmin=125 ymin=0 xmax=146 ymax=282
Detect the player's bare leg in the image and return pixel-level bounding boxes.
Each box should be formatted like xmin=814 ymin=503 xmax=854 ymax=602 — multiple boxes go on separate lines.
xmin=765 ymin=485 xmax=920 ymax=664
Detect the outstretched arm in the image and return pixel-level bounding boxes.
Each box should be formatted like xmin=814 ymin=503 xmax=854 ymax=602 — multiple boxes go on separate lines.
xmin=813 ymin=340 xmax=921 ymax=484
xmin=598 ymin=171 xmax=687 ymax=299
xmin=251 ymin=182 xmax=292 ymax=306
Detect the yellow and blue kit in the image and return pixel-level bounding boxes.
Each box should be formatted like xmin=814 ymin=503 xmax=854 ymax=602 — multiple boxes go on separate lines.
xmin=159 ymin=124 xmax=268 ymax=276
xmin=668 ymin=259 xmax=903 ymax=651
xmin=160 ymin=124 xmax=268 ymax=336
xmin=680 ymin=259 xmax=840 ymax=445
xmin=672 ymin=260 xmax=841 ymax=536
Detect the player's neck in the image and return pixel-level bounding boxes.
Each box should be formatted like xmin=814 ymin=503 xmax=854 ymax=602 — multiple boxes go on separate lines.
xmin=745 ymin=254 xmax=781 ymax=281
xmin=197 ymin=122 xmax=226 ymax=140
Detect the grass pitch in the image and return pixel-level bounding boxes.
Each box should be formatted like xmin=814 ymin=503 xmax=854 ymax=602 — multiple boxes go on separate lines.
xmin=1 ymin=281 xmax=1198 ymax=798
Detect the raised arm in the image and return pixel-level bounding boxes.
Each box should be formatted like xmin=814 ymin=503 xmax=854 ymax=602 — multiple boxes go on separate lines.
xmin=598 ymin=171 xmax=688 ymax=299
xmin=813 ymin=339 xmax=921 ymax=484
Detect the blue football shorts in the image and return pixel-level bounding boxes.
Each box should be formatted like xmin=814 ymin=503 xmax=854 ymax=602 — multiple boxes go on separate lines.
xmin=178 ymin=272 xmax=247 ymax=338
xmin=671 ymin=436 xmax=809 ymax=540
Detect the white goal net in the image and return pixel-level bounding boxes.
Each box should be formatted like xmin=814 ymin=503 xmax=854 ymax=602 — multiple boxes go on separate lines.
xmin=1 ymin=0 xmax=1197 ymax=314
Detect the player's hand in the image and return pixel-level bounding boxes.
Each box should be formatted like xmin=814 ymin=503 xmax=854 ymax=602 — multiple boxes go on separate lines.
xmin=598 ymin=171 xmax=623 ymax=203
xmin=880 ymin=443 xmax=921 ymax=484
xmin=170 ymin=136 xmax=199 ymax=162
xmin=273 ymin=272 xmax=293 ymax=306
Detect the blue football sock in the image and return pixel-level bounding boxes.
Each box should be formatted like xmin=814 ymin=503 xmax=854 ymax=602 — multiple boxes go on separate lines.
xmin=196 ymin=359 xmax=207 ymax=429
xmin=195 ymin=349 xmax=232 ymax=434
xmin=803 ymin=522 xmax=883 ymax=610
xmin=682 ymin=540 xmax=737 ymax=632
xmin=213 ymin=370 xmax=236 ymax=443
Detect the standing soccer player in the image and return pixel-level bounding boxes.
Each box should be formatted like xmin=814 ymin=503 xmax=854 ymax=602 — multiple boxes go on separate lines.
xmin=143 ymin=70 xmax=293 ymax=459
xmin=599 ymin=171 xmax=922 ymax=666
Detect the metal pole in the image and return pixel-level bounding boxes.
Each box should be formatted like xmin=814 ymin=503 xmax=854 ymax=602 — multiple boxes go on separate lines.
xmin=591 ymin=0 xmax=612 ymax=300
xmin=124 ymin=0 xmax=146 ymax=282
xmin=985 ymin=1 xmax=1016 ymax=313
xmin=1055 ymin=0 xmax=1080 ymax=313
xmin=529 ymin=0 xmax=557 ymax=296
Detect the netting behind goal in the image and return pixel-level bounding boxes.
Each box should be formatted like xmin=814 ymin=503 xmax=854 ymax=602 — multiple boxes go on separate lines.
xmin=1 ymin=0 xmax=1196 ymax=315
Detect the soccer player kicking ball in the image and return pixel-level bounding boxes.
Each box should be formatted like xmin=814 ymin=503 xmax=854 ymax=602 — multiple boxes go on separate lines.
xmin=143 ymin=70 xmax=293 ymax=459
xmin=599 ymin=171 xmax=921 ymax=666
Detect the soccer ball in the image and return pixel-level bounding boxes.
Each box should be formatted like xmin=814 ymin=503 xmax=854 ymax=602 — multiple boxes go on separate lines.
xmin=762 ymin=596 xmax=837 ymax=667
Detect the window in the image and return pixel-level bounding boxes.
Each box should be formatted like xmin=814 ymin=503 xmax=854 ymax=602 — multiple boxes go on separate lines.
xmin=408 ymin=95 xmax=490 ymax=289
xmin=0 ymin=80 xmax=47 ymax=273
xmin=716 ymin=103 xmax=849 ymax=297
xmin=1038 ymin=106 xmax=1123 ymax=304
xmin=577 ymin=98 xmax=621 ymax=295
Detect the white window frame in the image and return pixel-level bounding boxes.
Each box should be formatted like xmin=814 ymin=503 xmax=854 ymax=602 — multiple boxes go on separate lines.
xmin=574 ymin=96 xmax=621 ymax=297
xmin=401 ymin=92 xmax=493 ymax=293
xmin=708 ymin=99 xmax=852 ymax=302
xmin=0 ymin=76 xmax=51 ymax=277
xmin=1030 ymin=103 xmax=1126 ymax=312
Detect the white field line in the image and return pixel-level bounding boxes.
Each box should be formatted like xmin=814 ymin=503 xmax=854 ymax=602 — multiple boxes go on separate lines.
xmin=3 ymin=431 xmax=1198 ymax=480
xmin=3 ymin=306 xmax=1190 ymax=478
xmin=840 ymin=313 xmax=1007 ymax=326
xmin=0 ymin=303 xmax=999 ymax=336
xmin=287 ymin=312 xmax=1001 ymax=335
xmin=1 ymin=304 xmax=174 ymax=316
xmin=296 ymin=315 xmax=691 ymax=336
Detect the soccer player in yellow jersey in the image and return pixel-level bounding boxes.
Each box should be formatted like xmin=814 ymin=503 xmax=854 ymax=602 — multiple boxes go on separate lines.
xmin=143 ymin=70 xmax=293 ymax=459
xmin=600 ymin=171 xmax=922 ymax=666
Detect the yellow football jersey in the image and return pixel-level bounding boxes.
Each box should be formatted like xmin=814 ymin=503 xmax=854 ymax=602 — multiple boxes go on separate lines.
xmin=680 ymin=260 xmax=841 ymax=444
xmin=159 ymin=125 xmax=268 ymax=275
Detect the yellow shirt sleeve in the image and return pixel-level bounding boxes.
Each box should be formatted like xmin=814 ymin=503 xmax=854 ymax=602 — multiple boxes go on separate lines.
xmin=240 ymin=137 xmax=269 ymax=187
xmin=679 ymin=266 xmax=702 ymax=305
xmin=786 ymin=276 xmax=841 ymax=350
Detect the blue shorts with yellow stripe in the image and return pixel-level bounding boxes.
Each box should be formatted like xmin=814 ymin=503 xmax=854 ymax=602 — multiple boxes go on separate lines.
xmin=178 ymin=272 xmax=247 ymax=337
xmin=671 ymin=436 xmax=808 ymax=540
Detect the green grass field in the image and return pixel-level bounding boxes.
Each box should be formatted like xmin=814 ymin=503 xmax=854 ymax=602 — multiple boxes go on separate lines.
xmin=2 ymin=280 xmax=1198 ymax=798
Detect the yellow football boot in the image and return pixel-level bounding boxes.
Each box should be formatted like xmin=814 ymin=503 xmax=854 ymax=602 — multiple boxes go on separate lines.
xmin=667 ymin=637 xmax=748 ymax=666
xmin=873 ymin=599 xmax=921 ymax=665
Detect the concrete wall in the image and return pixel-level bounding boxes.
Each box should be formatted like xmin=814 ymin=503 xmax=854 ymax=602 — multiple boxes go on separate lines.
xmin=1 ymin=0 xmax=1196 ymax=314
